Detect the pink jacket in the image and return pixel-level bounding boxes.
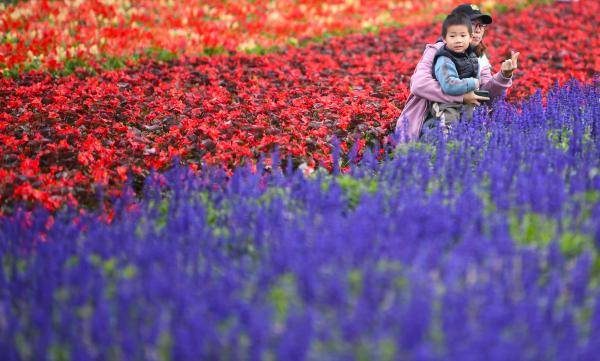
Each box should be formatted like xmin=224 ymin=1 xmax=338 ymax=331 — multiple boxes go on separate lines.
xmin=396 ymin=41 xmax=513 ymax=142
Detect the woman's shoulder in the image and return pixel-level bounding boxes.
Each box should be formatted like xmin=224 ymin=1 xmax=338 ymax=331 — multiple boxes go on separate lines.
xmin=425 ymin=40 xmax=445 ymax=51
xmin=423 ymin=41 xmax=445 ymax=58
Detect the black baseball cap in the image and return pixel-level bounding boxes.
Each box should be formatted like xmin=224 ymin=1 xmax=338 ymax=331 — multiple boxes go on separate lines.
xmin=451 ymin=4 xmax=493 ymax=24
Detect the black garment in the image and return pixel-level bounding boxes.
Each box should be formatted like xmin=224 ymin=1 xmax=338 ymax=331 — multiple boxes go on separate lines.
xmin=432 ymin=45 xmax=479 ymax=81
xmin=451 ymin=4 xmax=493 ymax=24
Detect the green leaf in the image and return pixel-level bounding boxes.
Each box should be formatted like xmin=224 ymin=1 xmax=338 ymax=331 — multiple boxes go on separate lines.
xmin=509 ymin=212 xmax=557 ymax=247
xmin=268 ymin=273 xmax=297 ymax=323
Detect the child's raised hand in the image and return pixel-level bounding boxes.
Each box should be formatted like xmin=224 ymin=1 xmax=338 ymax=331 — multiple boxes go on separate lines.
xmin=501 ymin=51 xmax=520 ymax=78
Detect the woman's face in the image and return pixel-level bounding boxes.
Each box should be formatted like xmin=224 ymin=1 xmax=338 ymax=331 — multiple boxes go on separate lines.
xmin=470 ymin=20 xmax=487 ymax=46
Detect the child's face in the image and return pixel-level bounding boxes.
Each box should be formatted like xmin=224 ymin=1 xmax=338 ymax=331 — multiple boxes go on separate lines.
xmin=444 ymin=24 xmax=472 ymax=53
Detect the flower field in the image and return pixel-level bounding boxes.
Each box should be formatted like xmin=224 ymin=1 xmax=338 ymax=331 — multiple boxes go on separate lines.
xmin=2 ymin=0 xmax=529 ymax=74
xmin=1 ymin=1 xmax=598 ymax=213
xmin=2 ymin=82 xmax=600 ymax=359
xmin=1 ymin=0 xmax=600 ymax=359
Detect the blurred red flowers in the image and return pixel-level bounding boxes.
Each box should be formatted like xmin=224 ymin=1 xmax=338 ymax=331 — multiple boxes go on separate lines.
xmin=2 ymin=0 xmax=527 ymax=74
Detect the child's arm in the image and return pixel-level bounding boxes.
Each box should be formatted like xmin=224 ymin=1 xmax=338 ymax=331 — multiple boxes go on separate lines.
xmin=434 ymin=56 xmax=478 ymax=96
xmin=409 ymin=43 xmax=464 ymax=104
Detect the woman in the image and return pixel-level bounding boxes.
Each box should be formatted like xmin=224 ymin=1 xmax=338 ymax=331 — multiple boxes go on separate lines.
xmin=396 ymin=4 xmax=519 ymax=141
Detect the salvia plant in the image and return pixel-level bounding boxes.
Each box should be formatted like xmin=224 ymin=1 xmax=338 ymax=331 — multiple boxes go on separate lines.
xmin=1 ymin=81 xmax=600 ymax=360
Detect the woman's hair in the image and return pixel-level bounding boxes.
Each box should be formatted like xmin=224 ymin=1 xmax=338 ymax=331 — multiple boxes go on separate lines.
xmin=441 ymin=13 xmax=472 ymax=38
xmin=475 ymin=41 xmax=488 ymax=57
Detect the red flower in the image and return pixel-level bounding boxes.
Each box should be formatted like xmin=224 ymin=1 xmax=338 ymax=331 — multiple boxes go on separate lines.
xmin=0 ymin=1 xmax=597 ymax=212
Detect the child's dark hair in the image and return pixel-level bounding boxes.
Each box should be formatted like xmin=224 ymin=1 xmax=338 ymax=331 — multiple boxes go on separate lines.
xmin=441 ymin=13 xmax=472 ymax=38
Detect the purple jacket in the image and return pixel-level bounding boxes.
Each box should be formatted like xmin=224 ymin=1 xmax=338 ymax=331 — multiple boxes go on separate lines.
xmin=396 ymin=41 xmax=513 ymax=142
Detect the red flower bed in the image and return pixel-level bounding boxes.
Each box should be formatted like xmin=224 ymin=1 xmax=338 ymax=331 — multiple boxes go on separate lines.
xmin=1 ymin=2 xmax=598 ymax=213
xmin=1 ymin=0 xmax=526 ymax=73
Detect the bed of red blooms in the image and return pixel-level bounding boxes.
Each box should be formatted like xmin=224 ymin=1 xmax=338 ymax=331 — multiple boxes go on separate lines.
xmin=1 ymin=1 xmax=598 ymax=213
xmin=1 ymin=0 xmax=525 ymax=74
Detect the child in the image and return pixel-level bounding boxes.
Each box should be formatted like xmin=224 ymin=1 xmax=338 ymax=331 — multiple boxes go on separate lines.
xmin=423 ymin=13 xmax=481 ymax=133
